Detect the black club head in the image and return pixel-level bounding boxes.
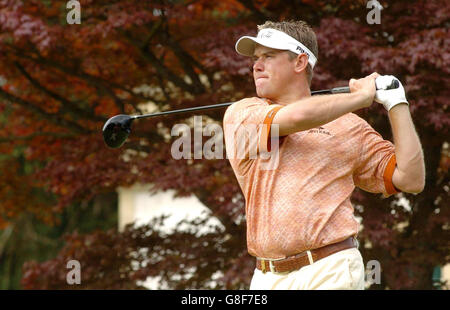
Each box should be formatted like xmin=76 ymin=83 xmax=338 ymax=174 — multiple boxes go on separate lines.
xmin=102 ymin=114 xmax=134 ymax=148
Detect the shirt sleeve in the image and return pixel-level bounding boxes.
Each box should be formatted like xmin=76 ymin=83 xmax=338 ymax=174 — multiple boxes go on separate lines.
xmin=223 ymin=98 xmax=283 ymax=176
xmin=353 ymin=119 xmax=401 ymax=198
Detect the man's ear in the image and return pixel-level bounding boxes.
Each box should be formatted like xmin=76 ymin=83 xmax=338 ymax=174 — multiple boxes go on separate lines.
xmin=294 ymin=54 xmax=309 ymax=74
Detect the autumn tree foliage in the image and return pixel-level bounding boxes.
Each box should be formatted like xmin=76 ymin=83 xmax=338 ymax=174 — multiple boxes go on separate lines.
xmin=0 ymin=0 xmax=448 ymax=289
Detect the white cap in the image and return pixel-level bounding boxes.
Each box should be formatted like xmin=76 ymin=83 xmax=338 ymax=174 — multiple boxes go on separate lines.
xmin=235 ymin=28 xmax=317 ymax=69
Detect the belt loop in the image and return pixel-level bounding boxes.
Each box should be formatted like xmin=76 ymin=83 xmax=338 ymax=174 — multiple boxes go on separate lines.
xmin=260 ymin=259 xmax=266 ymax=273
xmin=269 ymin=260 xmax=276 ymax=273
xmin=306 ymin=250 xmax=314 ymax=265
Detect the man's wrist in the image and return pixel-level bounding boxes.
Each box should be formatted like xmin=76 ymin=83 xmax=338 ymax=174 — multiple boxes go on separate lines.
xmin=352 ymin=90 xmax=374 ymax=110
xmin=388 ymin=102 xmax=409 ymax=114
xmin=384 ymin=100 xmax=409 ymax=111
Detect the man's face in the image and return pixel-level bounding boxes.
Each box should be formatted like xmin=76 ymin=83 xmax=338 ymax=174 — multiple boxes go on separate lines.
xmin=252 ymin=45 xmax=296 ymax=99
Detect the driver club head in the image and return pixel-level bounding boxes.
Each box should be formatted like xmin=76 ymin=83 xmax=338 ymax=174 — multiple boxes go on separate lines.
xmin=102 ymin=114 xmax=134 ymax=148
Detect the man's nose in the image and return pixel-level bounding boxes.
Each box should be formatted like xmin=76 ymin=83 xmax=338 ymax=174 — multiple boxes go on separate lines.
xmin=253 ymin=58 xmax=263 ymax=72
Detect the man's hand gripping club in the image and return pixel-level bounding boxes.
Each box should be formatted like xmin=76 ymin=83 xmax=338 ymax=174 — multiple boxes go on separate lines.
xmin=350 ymin=73 xmax=409 ymax=111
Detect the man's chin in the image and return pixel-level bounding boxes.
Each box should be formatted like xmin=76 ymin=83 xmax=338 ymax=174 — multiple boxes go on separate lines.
xmin=256 ymin=88 xmax=269 ymax=98
xmin=256 ymin=91 xmax=274 ymax=100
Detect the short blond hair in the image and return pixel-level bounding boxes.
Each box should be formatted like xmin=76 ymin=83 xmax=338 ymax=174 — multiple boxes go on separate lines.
xmin=258 ymin=20 xmax=318 ymax=86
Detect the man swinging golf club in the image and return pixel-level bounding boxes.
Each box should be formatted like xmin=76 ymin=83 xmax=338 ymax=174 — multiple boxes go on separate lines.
xmin=223 ymin=20 xmax=425 ymax=290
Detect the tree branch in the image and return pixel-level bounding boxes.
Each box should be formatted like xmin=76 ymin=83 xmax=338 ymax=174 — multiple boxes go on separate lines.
xmin=13 ymin=61 xmax=107 ymax=123
xmin=151 ymin=16 xmax=211 ymax=93
xmin=119 ymin=30 xmax=201 ymax=95
xmin=0 ymin=132 xmax=77 ymax=143
xmin=159 ymin=23 xmax=209 ymax=94
xmin=0 ymin=88 xmax=90 ymax=134
xmin=5 ymin=44 xmax=127 ymax=113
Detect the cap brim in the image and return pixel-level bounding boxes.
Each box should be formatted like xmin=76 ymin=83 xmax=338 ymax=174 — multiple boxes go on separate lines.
xmin=235 ymin=36 xmax=258 ymax=56
xmin=235 ymin=36 xmax=290 ymax=57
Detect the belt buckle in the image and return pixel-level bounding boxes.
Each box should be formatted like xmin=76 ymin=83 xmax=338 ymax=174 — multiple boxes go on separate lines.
xmin=259 ymin=259 xmax=276 ymax=273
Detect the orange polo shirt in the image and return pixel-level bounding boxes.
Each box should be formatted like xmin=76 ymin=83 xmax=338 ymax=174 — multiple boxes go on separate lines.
xmin=223 ymin=97 xmax=399 ymax=259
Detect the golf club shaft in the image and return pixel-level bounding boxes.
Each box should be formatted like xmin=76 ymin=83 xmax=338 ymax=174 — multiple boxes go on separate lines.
xmin=132 ymin=102 xmax=233 ymax=120
xmin=132 ymin=86 xmax=351 ymax=120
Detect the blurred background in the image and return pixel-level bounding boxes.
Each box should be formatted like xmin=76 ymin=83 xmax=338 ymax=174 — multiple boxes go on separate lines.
xmin=0 ymin=0 xmax=448 ymax=289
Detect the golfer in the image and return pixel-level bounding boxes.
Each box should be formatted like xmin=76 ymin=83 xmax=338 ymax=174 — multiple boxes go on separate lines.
xmin=223 ymin=20 xmax=425 ymax=290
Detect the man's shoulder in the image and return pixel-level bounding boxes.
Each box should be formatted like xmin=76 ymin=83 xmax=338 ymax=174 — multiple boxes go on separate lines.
xmin=228 ymin=97 xmax=268 ymax=110
xmin=223 ymin=97 xmax=268 ymax=122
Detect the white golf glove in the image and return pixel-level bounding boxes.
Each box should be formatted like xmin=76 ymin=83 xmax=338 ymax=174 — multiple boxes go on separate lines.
xmin=375 ymin=75 xmax=409 ymax=111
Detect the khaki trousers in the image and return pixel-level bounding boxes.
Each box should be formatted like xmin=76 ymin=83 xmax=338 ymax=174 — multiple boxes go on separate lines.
xmin=250 ymin=248 xmax=365 ymax=290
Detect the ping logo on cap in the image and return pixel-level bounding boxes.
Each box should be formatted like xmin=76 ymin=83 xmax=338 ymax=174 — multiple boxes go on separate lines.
xmin=296 ymin=46 xmax=305 ymax=54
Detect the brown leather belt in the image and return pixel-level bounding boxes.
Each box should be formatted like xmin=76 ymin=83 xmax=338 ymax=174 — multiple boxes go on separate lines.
xmin=256 ymin=237 xmax=358 ymax=273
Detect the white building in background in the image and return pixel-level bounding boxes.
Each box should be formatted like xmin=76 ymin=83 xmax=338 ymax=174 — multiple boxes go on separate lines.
xmin=117 ymin=184 xmax=224 ymax=289
xmin=117 ymin=183 xmax=222 ymax=233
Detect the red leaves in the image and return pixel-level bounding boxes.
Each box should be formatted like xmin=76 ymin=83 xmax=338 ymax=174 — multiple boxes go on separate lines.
xmin=34 ymin=134 xmax=134 ymax=209
xmin=21 ymin=220 xmax=249 ymax=289
xmin=0 ymin=159 xmax=57 ymax=226
xmin=202 ymin=25 xmax=255 ymax=76
xmin=398 ymin=28 xmax=449 ymax=74
xmin=21 ymin=229 xmax=138 ymax=289
xmin=0 ymin=5 xmax=53 ymax=51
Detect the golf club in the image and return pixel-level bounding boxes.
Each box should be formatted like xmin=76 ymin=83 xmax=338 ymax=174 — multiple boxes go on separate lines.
xmin=102 ymin=79 xmax=399 ymax=148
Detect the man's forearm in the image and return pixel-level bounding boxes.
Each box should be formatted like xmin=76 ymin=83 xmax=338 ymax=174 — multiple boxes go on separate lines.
xmin=389 ymin=104 xmax=426 ymax=192
xmin=277 ymin=92 xmax=368 ymax=135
